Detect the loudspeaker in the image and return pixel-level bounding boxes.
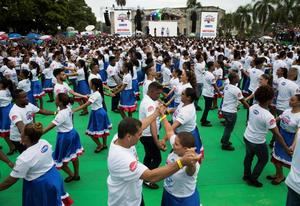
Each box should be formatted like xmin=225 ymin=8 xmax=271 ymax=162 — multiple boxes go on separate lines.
xmin=104 ymin=10 xmax=111 ymax=26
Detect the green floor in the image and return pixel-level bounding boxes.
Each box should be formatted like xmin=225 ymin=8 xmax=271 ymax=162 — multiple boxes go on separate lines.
xmin=0 ymin=96 xmax=289 ymax=206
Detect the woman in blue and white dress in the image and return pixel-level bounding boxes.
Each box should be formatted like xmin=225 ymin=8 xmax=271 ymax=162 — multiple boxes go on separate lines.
xmin=169 ymin=87 xmax=204 ymax=156
xmin=160 ymin=119 xmax=201 ymax=206
xmin=0 ymin=122 xmax=73 ymax=206
xmin=96 ymin=51 xmax=107 ymax=84
xmin=74 ymin=59 xmax=90 ymax=115
xmin=268 ymin=94 xmax=300 ymax=185
xmin=42 ymin=62 xmax=55 ymax=102
xmin=73 ymin=78 xmax=112 ymax=153
xmin=18 ymin=69 xmax=35 ymax=105
xmin=0 ymin=79 xmax=15 ymax=153
xmin=29 ymin=61 xmax=45 ymax=108
xmin=43 ymin=93 xmax=84 ymax=183
xmin=113 ymin=61 xmax=137 ymax=119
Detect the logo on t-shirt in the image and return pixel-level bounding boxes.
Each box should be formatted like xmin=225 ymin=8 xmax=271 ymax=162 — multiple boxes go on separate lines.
xmin=26 ymin=112 xmax=34 ymax=120
xmin=269 ymin=119 xmax=276 ymax=126
xmin=148 ymin=106 xmax=154 ymax=112
xmin=281 ymin=82 xmax=286 ymax=86
xmin=253 ymin=109 xmax=259 ymax=115
xmin=41 ymin=145 xmax=49 ymax=153
xmin=11 ymin=115 xmax=18 ymax=121
xmin=129 ymin=161 xmax=138 ymax=172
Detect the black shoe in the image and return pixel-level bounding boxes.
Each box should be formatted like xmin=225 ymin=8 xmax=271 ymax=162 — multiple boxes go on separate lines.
xmin=247 ymin=179 xmax=263 ymax=188
xmin=221 ymin=140 xmax=232 ymax=145
xmin=221 ymin=145 xmax=235 ymax=151
xmin=143 ymin=181 xmax=159 ymax=189
xmin=266 ymin=175 xmax=276 ymax=180
xmin=201 ymin=122 xmax=212 ymax=127
xmin=242 ymin=176 xmax=250 ymax=181
xmin=7 ymin=149 xmax=17 ymax=156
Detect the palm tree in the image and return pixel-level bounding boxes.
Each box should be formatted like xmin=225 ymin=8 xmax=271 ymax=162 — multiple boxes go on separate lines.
xmin=220 ymin=13 xmax=234 ymax=37
xmin=186 ymin=0 xmax=201 ymax=8
xmin=232 ymin=4 xmax=252 ymax=37
xmin=115 ymin=0 xmax=126 ymax=8
xmin=272 ymin=0 xmax=300 ymax=25
xmin=253 ymin=0 xmax=275 ymax=34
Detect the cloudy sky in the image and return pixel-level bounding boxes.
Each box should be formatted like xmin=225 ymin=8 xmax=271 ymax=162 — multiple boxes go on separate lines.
xmin=85 ymin=0 xmax=253 ymax=21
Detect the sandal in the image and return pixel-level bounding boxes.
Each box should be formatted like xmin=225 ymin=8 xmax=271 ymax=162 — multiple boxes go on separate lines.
xmin=102 ymin=145 xmax=108 ymax=150
xmin=64 ymin=176 xmax=74 ymax=183
xmin=266 ymin=175 xmax=277 ymax=180
xmin=94 ymin=145 xmax=103 ymax=153
xmin=271 ymin=177 xmax=285 ymax=185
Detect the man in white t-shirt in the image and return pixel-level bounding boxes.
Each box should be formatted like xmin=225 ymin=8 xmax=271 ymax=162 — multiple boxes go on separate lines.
xmin=139 ymin=82 xmax=163 ymax=189
xmin=9 ymin=90 xmax=55 ymax=154
xmin=243 ymin=86 xmax=291 ymax=188
xmin=201 ymin=61 xmax=221 ymax=127
xmin=142 ymin=64 xmax=156 ymax=97
xmin=106 ymin=56 xmax=120 ymax=112
xmin=221 ymin=72 xmax=249 ymax=151
xmin=194 ymin=54 xmax=205 ymax=111
xmin=107 ymin=113 xmax=199 ymax=206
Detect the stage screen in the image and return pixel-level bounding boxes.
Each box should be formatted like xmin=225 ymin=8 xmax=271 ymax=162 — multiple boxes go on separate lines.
xmin=200 ymin=12 xmax=218 ymax=38
xmin=148 ymin=21 xmax=177 ymax=37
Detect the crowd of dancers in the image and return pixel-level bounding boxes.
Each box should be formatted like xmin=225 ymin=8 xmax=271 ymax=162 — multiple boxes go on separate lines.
xmin=0 ymin=36 xmax=299 ymax=206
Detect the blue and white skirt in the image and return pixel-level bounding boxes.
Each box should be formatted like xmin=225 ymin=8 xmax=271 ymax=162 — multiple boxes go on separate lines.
xmin=53 ymin=129 xmax=84 ymax=168
xmin=43 ymin=79 xmax=54 ymax=92
xmin=191 ymin=126 xmax=204 ymax=156
xmin=161 ymin=188 xmax=200 ymax=206
xmin=31 ymin=80 xmax=45 ymax=98
xmin=99 ymin=69 xmax=107 ymax=83
xmin=86 ymin=108 xmax=112 ymax=138
xmin=137 ymin=69 xmax=145 ymax=85
xmin=23 ymin=166 xmax=73 ymax=206
xmin=272 ymin=127 xmax=295 ymax=167
xmin=27 ymin=90 xmax=35 ymax=105
xmin=132 ymin=79 xmax=140 ymax=96
xmin=156 ymin=63 xmax=162 ymax=72
xmin=0 ymin=104 xmax=12 ymax=138
xmin=216 ymin=79 xmax=223 ymax=88
xmin=76 ymin=80 xmax=90 ymax=95
xmin=119 ymin=89 xmax=137 ymax=112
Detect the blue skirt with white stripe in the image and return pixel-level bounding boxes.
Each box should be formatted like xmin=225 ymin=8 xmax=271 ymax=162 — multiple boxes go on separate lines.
xmin=43 ymin=79 xmax=53 ymax=92
xmin=119 ymin=89 xmax=137 ymax=112
xmin=53 ymin=129 xmax=84 ymax=168
xmin=0 ymin=103 xmax=12 ymax=137
xmin=161 ymin=188 xmax=200 ymax=206
xmin=27 ymin=90 xmax=35 ymax=105
xmin=31 ymin=80 xmax=45 ymax=98
xmin=76 ymin=80 xmax=90 ymax=95
xmin=132 ymin=79 xmax=140 ymax=96
xmin=272 ymin=127 xmax=295 ymax=166
xmin=23 ymin=166 xmax=72 ymax=206
xmin=99 ymin=69 xmax=107 ymax=83
xmin=191 ymin=126 xmax=204 ymax=155
xmin=86 ymin=108 xmax=112 ymax=138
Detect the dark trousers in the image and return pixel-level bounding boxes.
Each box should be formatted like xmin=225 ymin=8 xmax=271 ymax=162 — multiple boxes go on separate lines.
xmin=12 ymin=141 xmax=26 ymax=153
xmin=243 ymin=138 xmax=268 ymax=180
xmin=221 ymin=112 xmax=237 ymax=145
xmin=201 ymin=96 xmax=213 ymax=123
xmin=109 ymin=85 xmax=120 ymax=111
xmin=140 ymin=136 xmax=162 ymax=170
xmin=286 ymin=186 xmax=300 ymax=206
xmin=195 ymin=83 xmax=203 ymax=108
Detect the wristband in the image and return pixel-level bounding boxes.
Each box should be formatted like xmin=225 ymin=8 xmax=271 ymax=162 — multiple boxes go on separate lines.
xmin=176 ymin=159 xmax=183 ymax=169
xmin=53 ymin=111 xmax=57 ymax=115
xmin=160 ymin=114 xmax=167 ymax=122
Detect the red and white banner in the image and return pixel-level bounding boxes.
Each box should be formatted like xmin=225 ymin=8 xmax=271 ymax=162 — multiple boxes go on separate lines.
xmin=200 ymin=12 xmax=218 ymax=38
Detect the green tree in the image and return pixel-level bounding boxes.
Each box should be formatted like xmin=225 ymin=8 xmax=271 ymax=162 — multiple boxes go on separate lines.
xmin=115 ymin=0 xmax=126 ymax=8
xmin=252 ymin=0 xmax=275 ymax=34
xmin=232 ymin=4 xmax=253 ymax=37
xmin=220 ymin=13 xmax=234 ymax=37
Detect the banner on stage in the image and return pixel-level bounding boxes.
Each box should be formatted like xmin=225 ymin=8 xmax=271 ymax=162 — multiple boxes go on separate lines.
xmin=114 ymin=10 xmax=132 ymax=36
xmin=200 ymin=12 xmax=218 ymax=38
xmin=148 ymin=21 xmax=177 ymax=37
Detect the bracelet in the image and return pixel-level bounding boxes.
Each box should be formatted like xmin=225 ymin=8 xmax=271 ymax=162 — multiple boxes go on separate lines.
xmin=176 ymin=159 xmax=183 ymax=169
xmin=53 ymin=111 xmax=57 ymax=115
xmin=160 ymin=114 xmax=167 ymax=122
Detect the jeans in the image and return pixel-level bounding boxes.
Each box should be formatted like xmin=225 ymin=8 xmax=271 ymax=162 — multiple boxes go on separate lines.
xmin=221 ymin=112 xmax=237 ymax=145
xmin=286 ymin=186 xmax=300 ymax=206
xmin=140 ymin=136 xmax=162 ymax=170
xmin=109 ymin=85 xmax=120 ymax=111
xmin=243 ymin=138 xmax=268 ymax=180
xmin=201 ymin=96 xmax=213 ymax=123
xmin=195 ymin=83 xmax=204 ymax=108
